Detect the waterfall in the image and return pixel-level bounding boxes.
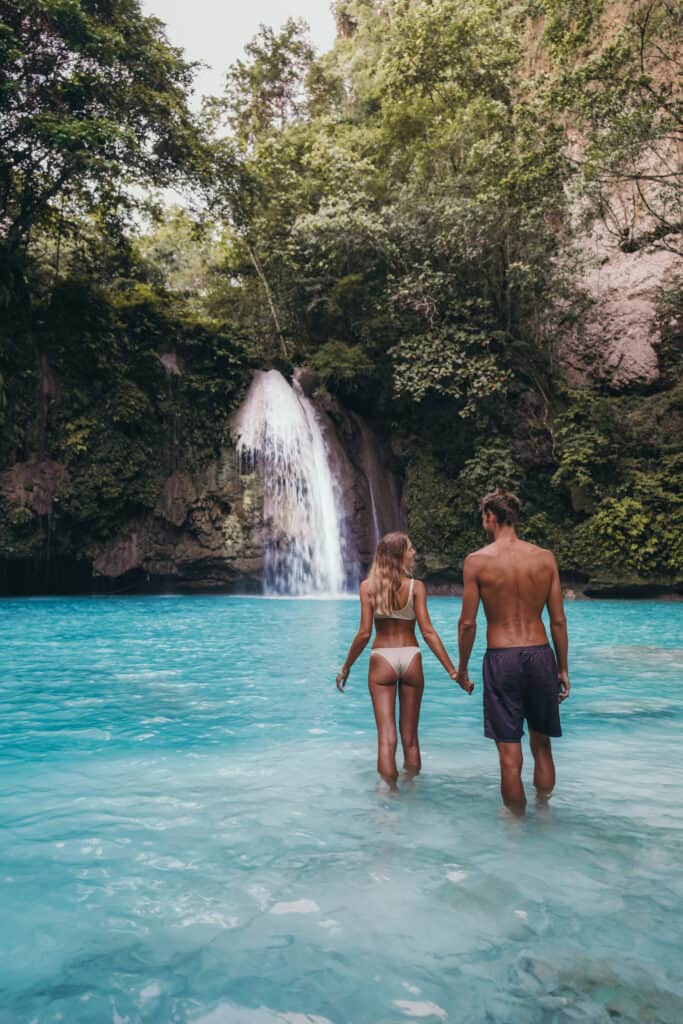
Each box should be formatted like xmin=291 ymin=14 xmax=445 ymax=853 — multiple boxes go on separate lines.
xmin=353 ymin=414 xmax=404 ymax=551
xmin=231 ymin=370 xmax=354 ymax=595
xmin=367 ymin=476 xmax=381 ymax=548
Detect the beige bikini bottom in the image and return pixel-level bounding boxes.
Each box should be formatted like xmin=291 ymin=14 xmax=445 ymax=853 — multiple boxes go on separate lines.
xmin=370 ymin=647 xmax=421 ymax=680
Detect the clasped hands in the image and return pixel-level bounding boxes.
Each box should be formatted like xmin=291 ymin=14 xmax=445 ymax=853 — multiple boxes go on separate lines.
xmin=450 ymin=668 xmax=474 ymax=695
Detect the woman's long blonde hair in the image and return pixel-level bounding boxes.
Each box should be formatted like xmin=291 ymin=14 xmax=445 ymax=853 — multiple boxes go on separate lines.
xmin=366 ymin=532 xmax=411 ymax=616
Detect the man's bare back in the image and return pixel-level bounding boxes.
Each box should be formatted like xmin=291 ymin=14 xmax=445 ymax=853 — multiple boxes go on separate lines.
xmin=466 ymin=537 xmax=555 ymax=649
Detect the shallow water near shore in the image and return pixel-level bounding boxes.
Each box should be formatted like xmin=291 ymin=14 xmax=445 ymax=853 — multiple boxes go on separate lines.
xmin=1 ymin=596 xmax=682 ymax=1023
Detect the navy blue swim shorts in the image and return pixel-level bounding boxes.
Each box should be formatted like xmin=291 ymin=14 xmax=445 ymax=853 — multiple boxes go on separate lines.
xmin=483 ymin=644 xmax=562 ymax=742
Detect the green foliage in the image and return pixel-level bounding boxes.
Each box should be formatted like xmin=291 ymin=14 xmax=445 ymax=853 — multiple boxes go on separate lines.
xmin=655 ymin=273 xmax=683 ymax=381
xmin=574 ymin=492 xmax=681 ymax=578
xmin=578 ymin=497 xmax=660 ymax=576
xmin=219 ymin=20 xmax=315 ymax=146
xmin=135 ymin=208 xmax=218 ymax=300
xmin=0 ymin=271 xmax=250 ymax=550
xmin=537 ymin=0 xmax=683 ymax=251
xmin=199 ymin=0 xmax=568 ymax=379
xmin=391 ymin=328 xmax=511 ymax=416
xmin=0 ymin=0 xmax=203 ymax=255
xmin=1 ymin=0 xmax=680 ymax=589
xmin=0 ymin=496 xmax=44 ymax=558
xmin=553 ymin=400 xmax=683 ymax=576
xmin=403 ymin=457 xmax=465 ymax=576
xmin=403 ymin=441 xmax=524 ymax=576
xmin=550 ymin=391 xmax=621 ymax=509
xmin=309 ymin=340 xmax=376 ymax=393
xmin=456 ymin=444 xmax=523 ymax=498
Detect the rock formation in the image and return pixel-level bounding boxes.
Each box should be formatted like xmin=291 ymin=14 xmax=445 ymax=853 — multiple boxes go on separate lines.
xmin=556 ymin=226 xmax=681 ymax=390
xmin=81 ymin=377 xmax=403 ymax=594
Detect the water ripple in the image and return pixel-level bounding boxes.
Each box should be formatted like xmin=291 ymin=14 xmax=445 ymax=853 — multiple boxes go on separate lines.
xmin=0 ymin=596 xmax=681 ymax=1023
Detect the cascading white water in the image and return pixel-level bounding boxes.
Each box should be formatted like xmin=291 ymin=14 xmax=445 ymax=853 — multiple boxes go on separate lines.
xmin=231 ymin=369 xmax=351 ymax=595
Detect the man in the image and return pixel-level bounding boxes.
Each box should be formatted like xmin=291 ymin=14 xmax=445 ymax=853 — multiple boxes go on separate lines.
xmin=455 ymin=489 xmax=570 ymax=814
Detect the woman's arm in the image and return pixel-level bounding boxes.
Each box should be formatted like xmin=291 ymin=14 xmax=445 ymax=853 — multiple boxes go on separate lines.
xmin=336 ymin=581 xmax=374 ymax=691
xmin=414 ymin=581 xmax=473 ymax=694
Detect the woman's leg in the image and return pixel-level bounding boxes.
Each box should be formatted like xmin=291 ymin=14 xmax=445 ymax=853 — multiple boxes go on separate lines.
xmin=368 ymin=655 xmax=399 ymax=783
xmin=398 ymin=653 xmax=424 ymax=774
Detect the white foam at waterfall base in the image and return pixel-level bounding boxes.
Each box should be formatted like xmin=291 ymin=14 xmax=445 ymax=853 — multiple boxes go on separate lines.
xmin=231 ymin=369 xmax=352 ymax=595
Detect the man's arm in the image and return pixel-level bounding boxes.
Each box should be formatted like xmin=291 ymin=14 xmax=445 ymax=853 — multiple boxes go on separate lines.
xmin=457 ymin=554 xmax=480 ymax=688
xmin=546 ymin=555 xmax=570 ymax=701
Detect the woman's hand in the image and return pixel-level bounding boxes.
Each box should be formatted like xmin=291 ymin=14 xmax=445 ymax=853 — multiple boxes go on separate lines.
xmin=336 ymin=667 xmax=349 ymax=692
xmin=450 ymin=669 xmax=474 ymax=695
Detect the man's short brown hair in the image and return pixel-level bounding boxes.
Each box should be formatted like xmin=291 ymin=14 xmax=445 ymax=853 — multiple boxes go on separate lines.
xmin=480 ymin=488 xmax=522 ymax=525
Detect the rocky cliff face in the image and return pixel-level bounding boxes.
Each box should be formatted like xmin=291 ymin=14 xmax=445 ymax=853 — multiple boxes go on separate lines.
xmin=556 ymin=227 xmax=681 ymax=391
xmin=89 ymin=393 xmax=402 ymax=592
xmin=90 ymin=454 xmax=266 ymax=591
xmin=0 ymin=390 xmax=402 ymax=594
xmin=316 ymin=395 xmax=404 ymax=566
xmin=0 ymin=450 xmax=266 ymax=594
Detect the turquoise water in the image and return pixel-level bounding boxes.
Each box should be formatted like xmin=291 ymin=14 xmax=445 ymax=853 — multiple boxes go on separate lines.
xmin=1 ymin=596 xmax=682 ymax=1024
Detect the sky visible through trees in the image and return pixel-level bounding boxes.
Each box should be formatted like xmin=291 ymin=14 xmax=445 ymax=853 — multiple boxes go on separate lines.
xmin=140 ymin=0 xmax=336 ymax=105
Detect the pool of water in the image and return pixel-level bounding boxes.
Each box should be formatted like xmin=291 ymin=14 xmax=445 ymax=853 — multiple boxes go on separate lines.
xmin=1 ymin=596 xmax=682 ymax=1023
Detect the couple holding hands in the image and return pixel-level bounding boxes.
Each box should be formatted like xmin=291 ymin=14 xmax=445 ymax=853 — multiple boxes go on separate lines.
xmin=336 ymin=489 xmax=570 ymax=815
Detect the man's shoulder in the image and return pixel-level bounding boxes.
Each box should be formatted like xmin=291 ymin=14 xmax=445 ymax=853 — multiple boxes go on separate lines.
xmin=464 ymin=547 xmax=489 ymax=563
xmin=521 ymin=540 xmax=557 ymax=563
xmin=463 ymin=547 xmax=490 ymax=574
xmin=464 ymin=541 xmax=557 ymax=565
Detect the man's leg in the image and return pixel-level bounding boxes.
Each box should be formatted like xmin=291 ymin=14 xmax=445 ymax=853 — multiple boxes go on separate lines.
xmin=496 ymin=741 xmax=526 ymax=815
xmin=529 ymin=729 xmax=555 ymax=802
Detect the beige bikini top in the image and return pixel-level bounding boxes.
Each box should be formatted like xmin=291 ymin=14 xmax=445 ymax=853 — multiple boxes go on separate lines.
xmin=374 ymin=577 xmax=416 ymax=622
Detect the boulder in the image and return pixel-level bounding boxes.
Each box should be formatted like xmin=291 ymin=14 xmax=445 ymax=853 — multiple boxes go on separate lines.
xmin=92 ymin=532 xmax=140 ymax=579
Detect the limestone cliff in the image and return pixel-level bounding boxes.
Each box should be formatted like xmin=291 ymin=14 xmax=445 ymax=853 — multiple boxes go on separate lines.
xmin=556 ymin=226 xmax=681 ymax=391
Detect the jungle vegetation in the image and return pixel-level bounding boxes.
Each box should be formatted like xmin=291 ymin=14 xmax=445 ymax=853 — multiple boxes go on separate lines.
xmin=0 ymin=0 xmax=681 ymax=588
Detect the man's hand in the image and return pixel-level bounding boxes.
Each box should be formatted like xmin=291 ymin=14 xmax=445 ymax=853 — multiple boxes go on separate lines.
xmin=558 ymin=670 xmax=570 ymax=702
xmin=451 ymin=669 xmax=474 ymax=695
xmin=336 ymin=667 xmax=349 ymax=692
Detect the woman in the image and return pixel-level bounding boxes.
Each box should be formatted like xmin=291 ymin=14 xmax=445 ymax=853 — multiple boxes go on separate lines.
xmin=336 ymin=532 xmax=473 ymax=784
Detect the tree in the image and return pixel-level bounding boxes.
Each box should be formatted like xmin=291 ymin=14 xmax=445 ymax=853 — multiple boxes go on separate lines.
xmin=219 ymin=19 xmax=315 ymax=146
xmin=0 ymin=0 xmax=202 ymax=261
